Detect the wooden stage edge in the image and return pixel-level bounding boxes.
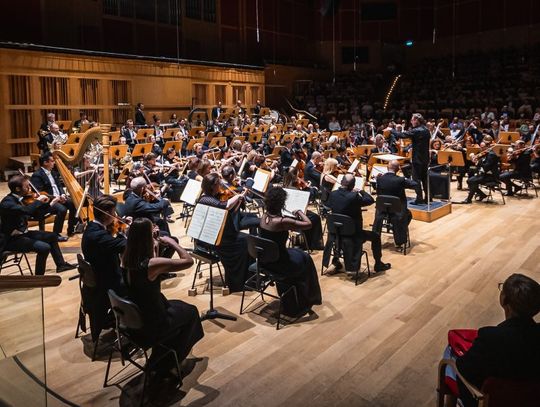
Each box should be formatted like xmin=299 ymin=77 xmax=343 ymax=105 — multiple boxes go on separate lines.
xmin=410 ymin=201 xmax=452 ymax=222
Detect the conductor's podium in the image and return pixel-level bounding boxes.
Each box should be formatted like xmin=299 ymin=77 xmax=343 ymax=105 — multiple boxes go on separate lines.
xmin=408 ymin=199 xmax=452 ymax=223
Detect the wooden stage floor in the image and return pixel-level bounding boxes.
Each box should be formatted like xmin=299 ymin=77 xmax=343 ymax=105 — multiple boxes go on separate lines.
xmin=1 ymin=182 xmax=539 ymax=406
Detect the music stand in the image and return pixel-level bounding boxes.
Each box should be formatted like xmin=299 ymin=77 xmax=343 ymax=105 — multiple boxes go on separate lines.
xmin=248 ymin=132 xmax=262 ymax=144
xmin=259 ymin=107 xmax=270 ymax=116
xmin=306 ymin=133 xmax=318 ymax=143
xmin=281 ymin=134 xmax=295 ymax=144
xmin=66 ymin=133 xmax=81 ymax=144
xmin=110 ymin=145 xmax=129 ymax=160
xmin=136 ymin=129 xmax=150 ymax=142
xmin=297 ymin=118 xmax=309 ymax=127
xmin=191 ymin=111 xmax=207 ymax=123
xmin=324 ymin=149 xmax=337 ymax=158
xmin=498 ymin=131 xmax=520 ymax=144
xmin=232 ymin=136 xmax=245 ymax=143
xmin=163 ymin=141 xmax=182 ymax=152
xmin=186 ymin=137 xmax=204 ymax=152
xmin=491 ymin=144 xmax=510 ymax=157
xmin=354 ymin=145 xmax=376 ymax=158
xmin=189 ymin=127 xmax=205 ymax=137
xmin=438 ymin=150 xmax=464 ymax=202
xmin=131 ymin=143 xmax=153 ymax=158
xmin=217 ymin=112 xmax=230 ymax=122
xmin=466 ymin=146 xmax=481 ymax=159
xmin=109 ymin=131 xmax=121 ymax=144
xmin=209 ymin=137 xmax=227 ymax=148
xmin=271 ymin=146 xmax=286 ymax=156
xmin=163 ymin=128 xmax=177 ymax=140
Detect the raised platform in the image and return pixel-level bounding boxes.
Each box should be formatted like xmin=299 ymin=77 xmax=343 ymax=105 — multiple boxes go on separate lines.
xmin=408 ymin=199 xmax=452 ymax=222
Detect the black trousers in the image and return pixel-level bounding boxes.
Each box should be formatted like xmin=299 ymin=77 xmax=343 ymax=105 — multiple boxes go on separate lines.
xmin=412 ymin=162 xmax=429 ymax=202
xmin=500 ymin=170 xmax=527 ymax=194
xmin=50 ymin=198 xmax=77 ymax=235
xmin=466 ymin=174 xmax=494 ymax=201
xmin=5 ymin=231 xmax=65 ymax=275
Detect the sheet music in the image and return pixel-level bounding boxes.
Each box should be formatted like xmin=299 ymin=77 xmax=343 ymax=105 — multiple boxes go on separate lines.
xmin=283 ymin=188 xmax=310 ymax=215
xmin=187 ymin=204 xmax=208 ymax=241
xmin=253 ymin=169 xmax=270 ymax=192
xmin=370 ymin=165 xmax=388 ymax=183
xmin=198 ymin=206 xmax=227 ymax=245
xmin=180 ymin=179 xmax=202 ymax=205
xmin=347 ymin=159 xmax=359 ymax=173
xmin=290 ymin=159 xmax=298 ymax=169
xmin=238 ymin=157 xmax=247 ymax=177
xmin=332 ymin=174 xmax=364 ymax=191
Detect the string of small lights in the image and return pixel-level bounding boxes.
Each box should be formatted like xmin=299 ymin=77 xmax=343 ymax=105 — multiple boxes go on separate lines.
xmin=383 ymin=74 xmax=401 ymax=111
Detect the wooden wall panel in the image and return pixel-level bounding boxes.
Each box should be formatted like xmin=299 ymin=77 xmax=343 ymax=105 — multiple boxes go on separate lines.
xmin=0 ymin=48 xmax=265 ymax=169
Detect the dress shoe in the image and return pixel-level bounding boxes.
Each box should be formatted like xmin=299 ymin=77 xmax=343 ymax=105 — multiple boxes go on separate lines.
xmin=374 ymin=262 xmax=391 ymax=272
xmin=503 ymin=191 xmax=514 ymax=197
xmin=411 ymin=199 xmax=426 ymax=205
xmin=459 ymin=199 xmax=472 ymax=204
xmin=56 ymin=263 xmax=77 ymax=273
xmin=477 ymin=193 xmax=488 ymax=202
xmin=57 ymin=235 xmax=69 ymax=242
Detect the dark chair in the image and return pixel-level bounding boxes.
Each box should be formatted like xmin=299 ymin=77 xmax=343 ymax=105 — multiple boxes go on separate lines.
xmin=322 ymin=213 xmax=370 ymax=284
xmin=480 ymin=180 xmax=505 ymax=205
xmin=375 ymin=195 xmax=411 ymax=255
xmin=437 ymin=358 xmax=540 ymax=407
xmin=104 ymin=289 xmax=182 ymax=405
xmin=514 ymin=175 xmax=538 ymax=198
xmin=240 ymin=235 xmax=298 ymax=330
xmin=0 ymin=251 xmax=33 ymax=276
xmin=74 ymin=253 xmax=111 ymax=361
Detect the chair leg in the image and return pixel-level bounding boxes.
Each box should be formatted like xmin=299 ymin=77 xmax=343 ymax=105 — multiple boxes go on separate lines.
xmin=191 ymin=261 xmax=201 ymax=290
xmin=23 ymin=253 xmax=33 ymax=275
xmin=92 ymin=337 xmax=100 ymax=361
xmin=103 ymin=344 xmax=115 ymax=387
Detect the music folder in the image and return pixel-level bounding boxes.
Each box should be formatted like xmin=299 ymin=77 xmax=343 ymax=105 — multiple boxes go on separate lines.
xmin=252 ymin=168 xmax=272 ymax=193
xmin=283 ymin=188 xmax=310 ymax=217
xmin=332 ymin=174 xmax=364 ymax=191
xmin=187 ymin=204 xmax=228 ymax=246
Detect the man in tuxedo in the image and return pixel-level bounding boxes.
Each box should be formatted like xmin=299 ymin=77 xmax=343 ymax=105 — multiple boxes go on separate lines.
xmin=326 ymin=174 xmax=391 ymax=273
xmin=500 ymin=140 xmax=532 ymax=196
xmin=31 ymin=152 xmax=77 ymax=240
xmin=373 ymin=160 xmax=417 ymax=248
xmin=456 ymin=273 xmax=540 ymax=407
xmin=121 ymin=119 xmax=137 ymax=148
xmin=461 ymin=137 xmax=500 ymax=204
xmin=0 ymin=175 xmax=76 ymax=275
xmin=392 ymin=113 xmax=430 ymax=204
xmin=304 ymin=151 xmax=322 ymax=186
xmin=212 ymin=101 xmax=223 ymax=121
xmin=280 ymin=139 xmax=294 ymax=173
xmin=135 ymin=102 xmax=146 ymax=126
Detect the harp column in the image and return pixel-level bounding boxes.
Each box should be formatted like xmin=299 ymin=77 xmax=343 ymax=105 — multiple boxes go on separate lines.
xmin=103 ymin=134 xmax=110 ymax=194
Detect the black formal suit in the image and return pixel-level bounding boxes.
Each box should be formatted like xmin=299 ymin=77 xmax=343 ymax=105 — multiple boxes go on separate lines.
xmin=280 ymin=148 xmax=294 ymax=172
xmin=304 ymin=160 xmax=321 ymax=186
xmin=466 ymin=151 xmax=500 ymax=202
xmin=0 ymin=194 xmax=66 ymax=275
xmin=211 ymin=106 xmax=222 ymax=121
xmin=121 ymin=126 xmax=137 ymax=147
xmin=123 ymin=191 xmax=171 ymax=234
xmin=456 ymin=317 xmax=540 ymax=407
xmin=500 ymin=151 xmax=532 ymax=194
xmin=324 ymin=188 xmax=383 ymax=271
xmin=30 ymin=168 xmax=77 ymax=235
xmin=135 ymin=108 xmax=146 ymax=126
xmin=81 ymin=221 xmax=127 ymax=341
xmin=373 ymin=172 xmax=416 ymax=246
xmin=394 ymin=125 xmax=430 ymax=202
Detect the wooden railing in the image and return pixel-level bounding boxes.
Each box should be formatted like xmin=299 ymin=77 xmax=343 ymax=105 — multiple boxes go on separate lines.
xmin=0 ymin=275 xmax=61 ymax=290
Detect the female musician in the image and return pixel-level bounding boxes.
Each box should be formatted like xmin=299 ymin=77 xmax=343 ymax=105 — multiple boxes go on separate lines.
xmin=198 ymin=173 xmax=253 ymax=292
xmin=122 ymin=217 xmax=204 ymax=384
xmin=162 ymin=147 xmax=188 ymax=201
xmin=320 ymin=157 xmax=339 ymax=202
xmin=259 ymin=186 xmax=322 ymax=317
xmin=74 ymin=153 xmax=102 ymax=199
xmin=282 ymin=168 xmax=324 ymax=251
xmin=186 ymin=157 xmax=201 ymax=180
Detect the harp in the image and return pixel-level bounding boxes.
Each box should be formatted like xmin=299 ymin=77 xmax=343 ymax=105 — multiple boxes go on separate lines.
xmin=52 ymin=126 xmax=103 ymax=221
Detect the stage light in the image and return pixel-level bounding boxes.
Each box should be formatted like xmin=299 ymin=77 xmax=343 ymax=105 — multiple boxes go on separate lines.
xmin=405 ymin=40 xmax=413 ymax=47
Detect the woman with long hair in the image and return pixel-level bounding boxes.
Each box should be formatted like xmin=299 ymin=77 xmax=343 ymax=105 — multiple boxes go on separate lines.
xmin=122 ymin=218 xmax=204 ymax=385
xmin=259 ymin=187 xmax=322 ymax=318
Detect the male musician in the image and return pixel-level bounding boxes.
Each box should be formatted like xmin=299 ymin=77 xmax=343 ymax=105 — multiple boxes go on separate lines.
xmin=123 ymin=176 xmax=173 ymax=233
xmin=0 ymin=175 xmax=77 ymax=275
xmin=371 ymin=134 xmax=390 ymax=154
xmin=253 ymin=100 xmax=262 ymax=116
xmin=500 ymin=140 xmax=532 ymax=196
xmin=280 ymin=139 xmax=294 ymax=173
xmin=152 ymin=116 xmax=165 ymax=148
xmin=212 ymin=101 xmax=223 ymax=121
xmin=40 ymin=112 xmax=56 ymax=133
xmin=135 ymin=102 xmax=146 ymax=126
xmin=31 ymin=152 xmax=77 ymax=240
xmin=73 ymin=112 xmax=89 ymax=130
xmin=461 ymin=137 xmax=500 ymax=204
xmin=81 ymin=195 xmax=128 ymax=319
xmin=121 ymin=119 xmax=137 ymax=148
xmin=304 ymin=151 xmax=322 ymax=186
xmin=393 ymin=113 xmax=431 ymax=205
xmin=37 ymin=113 xmax=56 ymax=152
xmin=373 ymin=160 xmax=417 ymax=248
xmin=325 ymin=173 xmax=391 ymax=274
xmin=46 ymin=123 xmax=68 ymax=146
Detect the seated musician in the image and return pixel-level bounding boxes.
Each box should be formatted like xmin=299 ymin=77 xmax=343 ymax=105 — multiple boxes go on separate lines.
xmin=152 ymin=116 xmax=164 ymax=148
xmin=186 ymin=157 xmax=201 ymax=180
xmin=450 ymin=273 xmax=540 ymax=407
xmin=461 ymin=136 xmax=500 ymax=204
xmin=47 ymin=123 xmax=68 ymax=147
xmin=74 ymin=153 xmax=102 ymax=200
xmin=304 ymin=151 xmax=322 ymax=187
xmin=221 ymin=164 xmax=260 ymax=232
xmin=531 ymin=144 xmax=540 ymax=177
xmin=280 ymin=139 xmax=294 ymax=173
xmin=121 ymin=119 xmax=137 ymax=148
xmin=371 ymin=134 xmax=390 ymax=154
xmin=73 ymin=112 xmax=89 ymax=130
xmin=373 ymin=160 xmax=417 ymax=249
xmin=123 ymin=176 xmax=173 ymax=234
xmin=31 ymin=152 xmax=78 ymax=241
xmin=143 ymin=152 xmax=164 ymax=184
xmin=122 ymin=217 xmax=204 ymax=386
xmin=198 ymin=173 xmax=253 ymax=292
xmin=161 ymin=147 xmax=188 ymax=201
xmin=428 ymin=139 xmax=449 ymax=200
xmin=0 ymin=175 xmax=76 ymax=275
xmin=37 ymin=113 xmax=56 ymax=152
xmin=325 ymin=173 xmax=391 ymax=274
xmin=258 ymin=187 xmax=322 ymax=318
xmin=336 ymin=146 xmax=352 ymax=166
xmin=320 ymin=158 xmax=339 ymax=201
xmin=81 ymin=195 xmax=129 ymax=337
xmin=148 ymin=134 xmax=163 ymax=157
xmin=282 ymin=168 xmax=323 ymax=251
xmin=500 ymin=140 xmax=532 ymax=196
xmin=263 ymin=136 xmax=277 ymax=156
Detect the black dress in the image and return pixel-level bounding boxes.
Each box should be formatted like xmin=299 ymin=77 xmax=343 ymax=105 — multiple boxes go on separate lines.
xmin=126 ymin=259 xmax=204 ymax=373
xmin=259 ymin=226 xmax=322 ymax=317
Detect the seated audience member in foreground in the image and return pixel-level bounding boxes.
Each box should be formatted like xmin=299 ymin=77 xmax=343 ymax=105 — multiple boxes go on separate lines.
xmin=455 ymin=273 xmax=540 ymax=407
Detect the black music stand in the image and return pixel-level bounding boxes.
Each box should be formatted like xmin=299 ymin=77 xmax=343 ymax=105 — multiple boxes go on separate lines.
xmin=438 ymin=150 xmax=464 ymax=203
